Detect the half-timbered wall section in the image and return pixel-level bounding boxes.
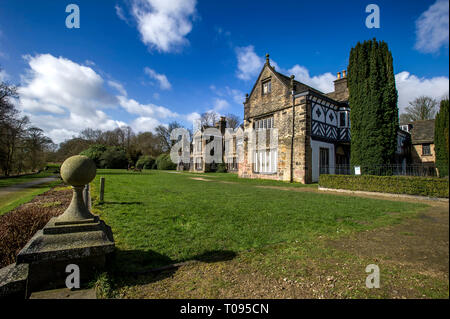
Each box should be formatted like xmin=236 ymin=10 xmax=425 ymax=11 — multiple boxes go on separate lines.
xmin=310 ymin=94 xmax=349 ymax=143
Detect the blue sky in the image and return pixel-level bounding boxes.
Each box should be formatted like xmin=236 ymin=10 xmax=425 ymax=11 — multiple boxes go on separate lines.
xmin=0 ymin=0 xmax=448 ymax=144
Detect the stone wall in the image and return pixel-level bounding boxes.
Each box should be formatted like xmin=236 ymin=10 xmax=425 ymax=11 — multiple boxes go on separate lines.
xmin=411 ymin=143 xmax=436 ymax=164
xmin=239 ymin=64 xmax=312 ymax=184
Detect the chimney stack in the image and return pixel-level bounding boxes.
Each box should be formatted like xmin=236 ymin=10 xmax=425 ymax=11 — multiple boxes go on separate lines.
xmin=332 ymin=69 xmax=349 ymax=101
xmin=216 ymin=116 xmax=227 ymax=135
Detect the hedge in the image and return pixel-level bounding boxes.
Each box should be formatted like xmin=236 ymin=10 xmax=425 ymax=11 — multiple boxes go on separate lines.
xmin=319 ymin=174 xmax=449 ymax=198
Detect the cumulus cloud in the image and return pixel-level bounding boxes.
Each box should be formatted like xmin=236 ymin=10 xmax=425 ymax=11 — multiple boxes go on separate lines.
xmin=130 ymin=0 xmax=197 ymax=53
xmin=235 ymin=45 xmax=264 ymax=80
xmin=16 ymin=53 xmax=182 ymax=143
xmin=130 ymin=116 xmax=162 ymax=133
xmin=415 ymin=0 xmax=449 ymax=53
xmin=395 ymin=71 xmax=449 ymax=113
xmin=24 ymin=111 xmax=127 ymax=144
xmin=287 ymin=65 xmax=335 ymax=93
xmin=18 ymin=54 xmax=117 ymax=116
xmin=144 ymin=67 xmax=172 ymax=90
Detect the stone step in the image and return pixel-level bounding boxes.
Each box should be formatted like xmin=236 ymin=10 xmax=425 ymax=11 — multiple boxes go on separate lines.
xmin=0 ymin=263 xmax=29 ymax=298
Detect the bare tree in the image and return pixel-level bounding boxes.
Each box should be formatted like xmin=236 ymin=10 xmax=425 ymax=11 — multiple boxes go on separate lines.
xmin=225 ymin=113 xmax=241 ymax=129
xmin=200 ymin=111 xmax=219 ymax=127
xmin=400 ymin=96 xmax=438 ymax=123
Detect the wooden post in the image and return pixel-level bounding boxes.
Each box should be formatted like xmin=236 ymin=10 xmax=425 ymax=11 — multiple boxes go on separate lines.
xmin=83 ymin=184 xmax=91 ymax=210
xmin=99 ymin=177 xmax=105 ymax=203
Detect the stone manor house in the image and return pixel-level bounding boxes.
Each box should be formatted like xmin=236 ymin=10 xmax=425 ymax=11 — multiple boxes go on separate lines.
xmin=179 ymin=54 xmax=418 ymax=183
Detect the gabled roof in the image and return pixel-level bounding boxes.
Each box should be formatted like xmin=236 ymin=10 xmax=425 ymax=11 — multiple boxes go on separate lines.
xmin=274 ymin=70 xmax=323 ymax=95
xmin=246 ymin=63 xmax=324 ymax=102
xmin=410 ymin=119 xmax=435 ymax=144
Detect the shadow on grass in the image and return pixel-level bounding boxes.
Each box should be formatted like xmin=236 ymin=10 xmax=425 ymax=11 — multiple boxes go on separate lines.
xmin=97 ymin=171 xmax=154 ymax=176
xmin=104 ymin=248 xmax=237 ymax=293
xmin=100 ymin=201 xmax=144 ymax=206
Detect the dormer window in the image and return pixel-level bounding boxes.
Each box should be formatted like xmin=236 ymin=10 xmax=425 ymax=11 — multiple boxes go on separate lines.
xmin=262 ymin=80 xmax=271 ymax=95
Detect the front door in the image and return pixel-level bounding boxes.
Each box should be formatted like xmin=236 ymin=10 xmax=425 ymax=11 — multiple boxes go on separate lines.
xmin=319 ymin=148 xmax=329 ymax=174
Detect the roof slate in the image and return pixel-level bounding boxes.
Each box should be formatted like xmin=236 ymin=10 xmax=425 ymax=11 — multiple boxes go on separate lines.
xmin=410 ymin=119 xmax=435 ymax=144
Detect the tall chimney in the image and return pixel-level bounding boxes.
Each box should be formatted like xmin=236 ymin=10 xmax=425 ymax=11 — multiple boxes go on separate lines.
xmin=332 ymin=70 xmax=349 ymax=102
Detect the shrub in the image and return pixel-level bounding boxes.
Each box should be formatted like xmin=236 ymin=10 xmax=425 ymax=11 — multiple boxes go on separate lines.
xmin=136 ymin=155 xmax=155 ymax=169
xmin=319 ymin=174 xmax=449 ymax=198
xmin=99 ymin=147 xmax=128 ymax=169
xmin=216 ymin=163 xmax=228 ymax=173
xmin=0 ymin=187 xmax=71 ymax=267
xmin=80 ymin=144 xmax=107 ymax=167
xmin=155 ymin=154 xmax=176 ymax=170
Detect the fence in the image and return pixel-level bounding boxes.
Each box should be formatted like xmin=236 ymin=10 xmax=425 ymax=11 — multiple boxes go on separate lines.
xmin=320 ymin=163 xmax=438 ymax=177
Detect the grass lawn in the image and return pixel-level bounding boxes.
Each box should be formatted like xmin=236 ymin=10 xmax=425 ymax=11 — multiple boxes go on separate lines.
xmin=91 ymin=169 xmax=426 ymax=275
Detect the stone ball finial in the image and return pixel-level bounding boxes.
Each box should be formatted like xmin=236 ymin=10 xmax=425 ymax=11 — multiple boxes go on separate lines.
xmin=290 ymin=75 xmax=295 ymax=79
xmin=61 ymin=155 xmax=96 ymax=187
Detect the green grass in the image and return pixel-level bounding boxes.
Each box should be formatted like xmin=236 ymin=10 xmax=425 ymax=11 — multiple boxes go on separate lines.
xmin=0 ymin=170 xmax=58 ymax=188
xmin=91 ymin=169 xmax=426 ymax=273
xmin=0 ymin=180 xmax=62 ymax=215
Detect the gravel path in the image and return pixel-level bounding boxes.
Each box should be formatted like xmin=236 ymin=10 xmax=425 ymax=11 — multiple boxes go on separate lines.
xmin=0 ymin=176 xmax=59 ymax=197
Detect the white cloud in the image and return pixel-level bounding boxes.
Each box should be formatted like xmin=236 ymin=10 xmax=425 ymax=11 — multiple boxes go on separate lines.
xmin=24 ymin=111 xmax=127 ymax=144
xmin=108 ymin=80 xmax=127 ymax=96
xmin=235 ymin=45 xmax=264 ymax=80
xmin=212 ymin=98 xmax=229 ymax=112
xmin=235 ymin=45 xmax=334 ymax=93
xmin=144 ymin=67 xmax=172 ymax=90
xmin=16 ymin=53 xmax=182 ymax=144
xmin=130 ymin=0 xmax=197 ymax=53
xmin=115 ymin=4 xmax=128 ymax=23
xmin=84 ymin=60 xmax=95 ymax=66
xmin=395 ymin=71 xmax=449 ymax=113
xmin=210 ymin=85 xmax=245 ymax=105
xmin=0 ymin=69 xmax=9 ymax=82
xmin=130 ymin=116 xmax=162 ymax=133
xmin=18 ymin=54 xmax=117 ymax=116
xmin=117 ymin=95 xmax=178 ymax=118
xmin=415 ymin=0 xmax=449 ymax=53
xmin=287 ymin=65 xmax=335 ymax=93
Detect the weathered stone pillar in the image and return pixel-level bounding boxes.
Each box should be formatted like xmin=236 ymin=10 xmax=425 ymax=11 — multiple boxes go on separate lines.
xmin=15 ymin=155 xmax=115 ymax=296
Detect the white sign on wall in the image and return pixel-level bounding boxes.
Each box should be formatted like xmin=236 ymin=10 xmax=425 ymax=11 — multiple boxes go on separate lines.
xmin=354 ymin=166 xmax=361 ymax=175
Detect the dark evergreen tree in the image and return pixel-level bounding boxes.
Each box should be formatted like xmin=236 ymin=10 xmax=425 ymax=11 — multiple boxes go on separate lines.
xmin=434 ymin=98 xmax=449 ymax=177
xmin=348 ymin=39 xmax=398 ymax=174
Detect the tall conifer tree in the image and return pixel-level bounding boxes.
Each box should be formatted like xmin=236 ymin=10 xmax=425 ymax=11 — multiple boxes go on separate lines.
xmin=348 ymin=39 xmax=398 ymax=174
xmin=434 ymin=98 xmax=449 ymax=177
